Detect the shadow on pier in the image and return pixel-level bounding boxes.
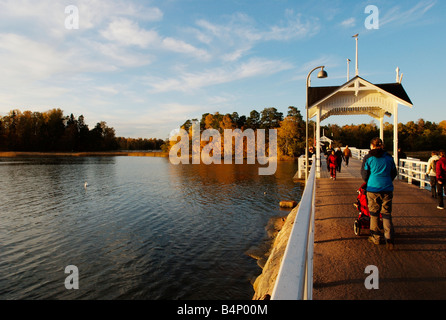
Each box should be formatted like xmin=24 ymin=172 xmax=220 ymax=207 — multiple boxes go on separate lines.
xmin=313 ymin=158 xmax=446 ymax=300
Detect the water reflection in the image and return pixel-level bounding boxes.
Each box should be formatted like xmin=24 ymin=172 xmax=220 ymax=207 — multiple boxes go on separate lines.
xmin=0 ymin=157 xmax=300 ymax=300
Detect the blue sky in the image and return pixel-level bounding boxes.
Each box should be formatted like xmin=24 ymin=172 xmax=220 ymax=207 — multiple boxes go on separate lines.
xmin=0 ymin=0 xmax=444 ymax=139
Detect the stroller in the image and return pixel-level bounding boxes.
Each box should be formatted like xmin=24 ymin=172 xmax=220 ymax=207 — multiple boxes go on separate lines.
xmin=353 ymin=183 xmax=382 ymax=236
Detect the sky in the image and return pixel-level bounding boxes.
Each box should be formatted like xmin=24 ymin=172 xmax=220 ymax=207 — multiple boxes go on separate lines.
xmin=0 ymin=0 xmax=445 ymax=139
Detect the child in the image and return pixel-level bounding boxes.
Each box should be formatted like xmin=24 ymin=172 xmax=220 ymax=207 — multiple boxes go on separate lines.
xmin=328 ymin=150 xmax=338 ymax=180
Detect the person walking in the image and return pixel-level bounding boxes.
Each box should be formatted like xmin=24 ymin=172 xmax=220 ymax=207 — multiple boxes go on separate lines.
xmin=436 ymin=150 xmax=446 ymax=210
xmin=328 ymin=150 xmax=338 ymax=180
xmin=343 ymin=145 xmax=352 ymax=167
xmin=335 ymin=147 xmax=343 ymax=172
xmin=361 ymin=138 xmax=397 ymax=250
xmin=426 ymin=151 xmax=440 ymax=199
xmin=326 ymin=144 xmax=334 ymax=172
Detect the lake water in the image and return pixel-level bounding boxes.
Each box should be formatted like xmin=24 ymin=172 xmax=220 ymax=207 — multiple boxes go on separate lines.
xmin=0 ymin=156 xmax=301 ymax=300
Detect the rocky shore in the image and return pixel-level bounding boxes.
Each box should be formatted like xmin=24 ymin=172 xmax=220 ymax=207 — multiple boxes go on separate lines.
xmin=246 ymin=204 xmax=299 ymax=300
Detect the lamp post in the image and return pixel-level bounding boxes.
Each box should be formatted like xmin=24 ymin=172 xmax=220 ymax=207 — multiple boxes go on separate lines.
xmin=305 ymin=66 xmax=328 ymax=182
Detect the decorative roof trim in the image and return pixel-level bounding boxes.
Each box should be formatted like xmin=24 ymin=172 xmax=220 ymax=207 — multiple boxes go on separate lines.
xmin=308 ymin=76 xmax=413 ymax=110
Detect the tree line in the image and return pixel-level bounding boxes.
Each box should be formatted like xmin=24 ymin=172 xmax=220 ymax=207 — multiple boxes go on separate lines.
xmin=2 ymin=108 xmax=443 ymax=155
xmin=0 ymin=109 xmax=164 ymax=152
xmin=172 ymin=107 xmax=306 ymax=159
xmin=324 ymin=119 xmax=446 ymax=152
xmin=172 ymin=107 xmax=446 ymax=159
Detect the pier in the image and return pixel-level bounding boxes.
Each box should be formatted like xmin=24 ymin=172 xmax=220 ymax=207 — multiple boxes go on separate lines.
xmin=269 ymin=155 xmax=446 ymax=300
xmin=264 ymin=50 xmax=446 ymax=299
xmin=312 ymin=157 xmax=446 ymax=299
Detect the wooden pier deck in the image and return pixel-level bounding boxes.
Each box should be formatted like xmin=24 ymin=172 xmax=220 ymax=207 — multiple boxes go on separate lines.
xmin=313 ymin=158 xmax=446 ymax=300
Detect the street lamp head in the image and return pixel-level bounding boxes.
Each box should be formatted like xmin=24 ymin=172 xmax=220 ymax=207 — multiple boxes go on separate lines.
xmin=317 ymin=67 xmax=328 ymax=79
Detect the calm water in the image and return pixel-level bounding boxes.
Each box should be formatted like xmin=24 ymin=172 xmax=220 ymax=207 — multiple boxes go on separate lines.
xmin=0 ymin=157 xmax=301 ymax=300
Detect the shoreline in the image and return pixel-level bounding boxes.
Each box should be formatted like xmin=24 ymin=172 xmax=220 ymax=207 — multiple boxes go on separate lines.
xmin=247 ymin=204 xmax=300 ymax=300
xmin=0 ymin=151 xmax=299 ymax=161
xmin=0 ymin=151 xmax=169 ymax=158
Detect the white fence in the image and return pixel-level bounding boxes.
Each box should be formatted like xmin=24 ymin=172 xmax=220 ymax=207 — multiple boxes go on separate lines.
xmin=344 ymin=148 xmax=434 ymax=189
xmin=349 ymin=147 xmax=369 ymax=160
xmin=296 ymin=155 xmax=309 ymax=179
xmin=399 ymin=157 xmax=432 ymax=190
xmin=272 ymin=155 xmax=316 ymax=300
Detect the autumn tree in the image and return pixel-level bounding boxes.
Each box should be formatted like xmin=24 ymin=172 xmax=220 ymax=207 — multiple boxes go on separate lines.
xmin=260 ymin=107 xmax=283 ymax=129
xmin=0 ymin=109 xmax=125 ymax=152
xmin=245 ymin=110 xmax=260 ymax=130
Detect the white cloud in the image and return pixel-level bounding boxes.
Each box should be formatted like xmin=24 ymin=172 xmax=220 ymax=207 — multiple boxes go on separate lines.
xmin=99 ymin=17 xmax=210 ymax=60
xmin=161 ymin=37 xmax=211 ymax=60
xmin=340 ymin=17 xmax=356 ymax=28
xmin=0 ymin=33 xmax=74 ymax=81
xmin=0 ymin=1 xmax=329 ymax=138
xmin=101 ymin=18 xmax=160 ymax=48
xmin=0 ymin=0 xmax=163 ymax=39
xmin=380 ymin=0 xmax=437 ymax=27
xmin=89 ymin=41 xmax=154 ymax=67
xmin=263 ymin=10 xmax=320 ymax=41
xmin=146 ymin=58 xmax=293 ymax=93
xmin=193 ymin=10 xmax=320 ymax=62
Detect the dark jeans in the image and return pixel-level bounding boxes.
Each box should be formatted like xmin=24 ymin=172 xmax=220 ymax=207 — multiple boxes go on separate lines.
xmin=438 ymin=181 xmax=445 ymax=208
xmin=367 ymin=191 xmax=394 ymax=240
xmin=430 ymin=176 xmax=437 ymax=198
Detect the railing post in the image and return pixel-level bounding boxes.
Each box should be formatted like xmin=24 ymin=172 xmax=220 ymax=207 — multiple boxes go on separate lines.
xmin=420 ymin=163 xmax=426 ymax=189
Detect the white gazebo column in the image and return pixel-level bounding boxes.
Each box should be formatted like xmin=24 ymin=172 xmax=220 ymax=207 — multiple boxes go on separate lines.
xmin=316 ymin=107 xmax=322 ymax=178
xmin=393 ymin=104 xmax=399 ymax=168
xmin=379 ymin=116 xmax=384 ymax=141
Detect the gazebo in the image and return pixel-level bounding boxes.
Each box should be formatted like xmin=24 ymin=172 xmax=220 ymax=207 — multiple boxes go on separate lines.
xmin=308 ymin=75 xmax=413 ymax=177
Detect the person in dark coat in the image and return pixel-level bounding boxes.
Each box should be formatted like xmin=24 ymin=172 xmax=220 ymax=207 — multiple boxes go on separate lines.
xmin=436 ymin=150 xmax=446 ymax=210
xmin=335 ymin=147 xmax=343 ymax=172
xmin=343 ymin=145 xmax=352 ymax=167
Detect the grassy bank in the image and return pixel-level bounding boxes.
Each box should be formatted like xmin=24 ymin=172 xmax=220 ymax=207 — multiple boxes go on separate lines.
xmin=0 ymin=151 xmax=169 ymax=158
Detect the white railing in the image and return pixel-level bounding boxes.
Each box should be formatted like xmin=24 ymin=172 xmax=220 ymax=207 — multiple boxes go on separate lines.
xmin=272 ymin=155 xmax=316 ymax=300
xmin=350 ymin=150 xmax=433 ymax=191
xmin=296 ymin=155 xmax=310 ymax=179
xmin=348 ymin=147 xmax=370 ymax=160
xmin=399 ymin=157 xmax=430 ymax=189
xmin=350 ymin=150 xmax=432 ymax=190
xmin=296 ymin=147 xmax=368 ymax=179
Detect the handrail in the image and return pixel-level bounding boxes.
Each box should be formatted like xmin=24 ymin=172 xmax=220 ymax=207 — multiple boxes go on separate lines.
xmin=399 ymin=158 xmax=430 ymax=189
xmin=350 ymin=150 xmax=431 ymax=190
xmin=348 ymin=147 xmax=370 ymax=160
xmin=271 ymin=155 xmax=316 ymax=300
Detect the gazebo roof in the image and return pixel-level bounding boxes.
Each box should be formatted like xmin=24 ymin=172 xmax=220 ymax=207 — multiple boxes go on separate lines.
xmin=308 ymin=76 xmax=413 ymax=121
xmin=320 ymin=135 xmax=333 ymax=143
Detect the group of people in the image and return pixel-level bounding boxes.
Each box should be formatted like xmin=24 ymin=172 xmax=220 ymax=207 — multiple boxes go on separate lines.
xmin=312 ymin=138 xmax=445 ymax=251
xmin=426 ymin=150 xmax=446 ymax=210
xmin=360 ymin=139 xmax=446 ymax=250
xmin=325 ymin=145 xmax=352 ymax=180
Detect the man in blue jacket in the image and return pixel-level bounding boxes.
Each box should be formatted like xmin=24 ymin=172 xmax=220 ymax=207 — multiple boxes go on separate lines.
xmin=361 ymin=138 xmax=398 ymax=250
